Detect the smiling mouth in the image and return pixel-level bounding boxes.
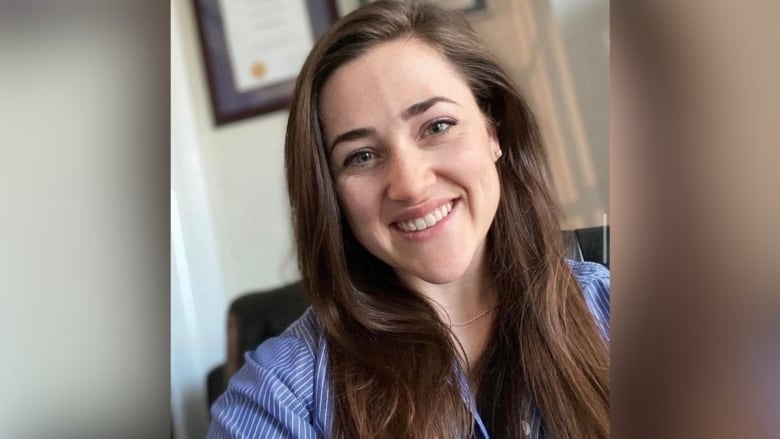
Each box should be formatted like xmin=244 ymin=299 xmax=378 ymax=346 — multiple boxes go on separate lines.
xmin=394 ymin=201 xmax=454 ymax=232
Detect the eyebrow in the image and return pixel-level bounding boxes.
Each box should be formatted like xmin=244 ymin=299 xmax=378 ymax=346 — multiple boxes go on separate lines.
xmin=328 ymin=96 xmax=458 ymax=154
xmin=328 ymin=127 xmax=377 ymax=155
xmin=400 ymin=96 xmax=457 ymax=120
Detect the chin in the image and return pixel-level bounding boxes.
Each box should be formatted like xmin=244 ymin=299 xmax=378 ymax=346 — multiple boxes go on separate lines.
xmin=402 ymin=259 xmax=472 ymax=286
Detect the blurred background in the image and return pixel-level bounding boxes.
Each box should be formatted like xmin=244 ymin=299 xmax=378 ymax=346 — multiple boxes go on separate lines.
xmin=171 ymin=0 xmax=608 ymax=437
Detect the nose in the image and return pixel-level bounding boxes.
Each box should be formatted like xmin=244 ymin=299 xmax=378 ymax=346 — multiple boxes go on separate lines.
xmin=385 ymin=148 xmax=435 ymax=203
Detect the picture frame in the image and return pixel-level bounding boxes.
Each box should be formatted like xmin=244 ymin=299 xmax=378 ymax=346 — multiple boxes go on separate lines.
xmin=193 ymin=0 xmax=339 ymax=126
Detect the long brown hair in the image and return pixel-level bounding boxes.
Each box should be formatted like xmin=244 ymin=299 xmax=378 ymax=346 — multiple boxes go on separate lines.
xmin=284 ymin=1 xmax=609 ymax=437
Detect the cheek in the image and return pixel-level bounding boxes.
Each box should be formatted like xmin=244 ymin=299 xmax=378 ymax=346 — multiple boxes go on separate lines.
xmin=336 ymin=181 xmax=389 ymax=258
xmin=451 ymin=144 xmax=501 ymax=217
xmin=447 ymin=136 xmax=500 ymax=189
xmin=475 ymin=162 xmax=501 ymax=205
xmin=336 ymin=181 xmax=380 ymax=229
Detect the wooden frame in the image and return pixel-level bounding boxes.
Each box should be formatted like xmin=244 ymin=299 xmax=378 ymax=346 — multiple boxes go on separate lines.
xmin=193 ymin=0 xmax=339 ymax=126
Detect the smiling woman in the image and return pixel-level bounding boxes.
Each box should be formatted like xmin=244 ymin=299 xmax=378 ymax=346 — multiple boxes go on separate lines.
xmin=208 ymin=1 xmax=609 ymax=438
xmin=321 ymin=39 xmax=502 ymax=290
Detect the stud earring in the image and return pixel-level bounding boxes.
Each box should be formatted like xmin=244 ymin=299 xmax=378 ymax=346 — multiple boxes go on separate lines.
xmin=495 ymin=149 xmax=503 ymax=159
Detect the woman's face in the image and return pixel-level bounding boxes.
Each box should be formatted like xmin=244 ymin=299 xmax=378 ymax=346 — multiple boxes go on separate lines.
xmin=319 ymin=38 xmax=501 ymax=287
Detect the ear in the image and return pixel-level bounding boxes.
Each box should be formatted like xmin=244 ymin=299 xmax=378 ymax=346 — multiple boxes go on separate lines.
xmin=486 ymin=122 xmax=501 ymax=161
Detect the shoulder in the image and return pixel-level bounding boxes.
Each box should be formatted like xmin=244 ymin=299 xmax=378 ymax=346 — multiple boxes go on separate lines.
xmin=568 ymin=259 xmax=610 ymax=284
xmin=251 ymin=307 xmax=323 ymax=368
xmin=208 ymin=308 xmax=328 ymax=438
xmin=567 ymin=260 xmax=610 ymax=340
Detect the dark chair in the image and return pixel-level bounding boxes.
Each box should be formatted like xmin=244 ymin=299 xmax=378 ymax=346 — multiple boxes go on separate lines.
xmin=565 ymin=225 xmax=610 ymax=267
xmin=206 ymin=282 xmax=310 ymax=409
xmin=206 ymin=226 xmax=609 ymax=410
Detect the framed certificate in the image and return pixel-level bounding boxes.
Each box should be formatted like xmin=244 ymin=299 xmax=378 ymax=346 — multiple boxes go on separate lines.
xmin=193 ymin=0 xmax=339 ymax=126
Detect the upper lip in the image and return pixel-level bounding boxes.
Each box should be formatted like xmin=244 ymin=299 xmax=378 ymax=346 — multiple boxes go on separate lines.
xmin=390 ymin=198 xmax=456 ymax=224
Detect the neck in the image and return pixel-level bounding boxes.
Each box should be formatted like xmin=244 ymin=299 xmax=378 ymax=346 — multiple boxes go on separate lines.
xmin=397 ymin=262 xmax=496 ymax=371
xmin=401 ymin=265 xmax=494 ymax=325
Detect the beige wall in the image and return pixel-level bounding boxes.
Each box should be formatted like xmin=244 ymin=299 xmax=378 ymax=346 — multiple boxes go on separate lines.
xmin=472 ymin=0 xmax=609 ymax=229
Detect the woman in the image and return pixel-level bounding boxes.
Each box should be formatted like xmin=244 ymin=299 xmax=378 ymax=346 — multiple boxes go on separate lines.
xmin=209 ymin=1 xmax=609 ymax=438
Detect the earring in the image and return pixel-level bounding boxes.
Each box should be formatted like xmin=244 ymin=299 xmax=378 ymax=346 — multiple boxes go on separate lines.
xmin=495 ymin=149 xmax=503 ymax=159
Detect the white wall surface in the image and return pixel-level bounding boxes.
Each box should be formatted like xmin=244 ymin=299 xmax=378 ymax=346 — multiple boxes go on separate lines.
xmin=174 ymin=0 xmax=300 ymax=301
xmin=171 ymin=3 xmax=226 ymax=438
xmin=171 ymin=0 xmax=300 ymax=437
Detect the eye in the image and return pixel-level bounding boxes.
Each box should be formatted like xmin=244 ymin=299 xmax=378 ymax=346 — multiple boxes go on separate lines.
xmin=423 ymin=119 xmax=456 ymax=137
xmin=343 ymin=149 xmax=375 ymax=168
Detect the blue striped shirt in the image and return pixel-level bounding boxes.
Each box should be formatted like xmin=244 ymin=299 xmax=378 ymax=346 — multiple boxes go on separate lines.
xmin=209 ymin=260 xmax=610 ymax=438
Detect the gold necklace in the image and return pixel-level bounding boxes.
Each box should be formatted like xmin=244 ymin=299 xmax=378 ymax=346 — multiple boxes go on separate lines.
xmin=449 ymin=304 xmax=497 ymax=327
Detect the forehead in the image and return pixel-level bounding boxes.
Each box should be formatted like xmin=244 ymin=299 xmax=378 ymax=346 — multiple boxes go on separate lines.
xmin=318 ymin=38 xmax=475 ymax=134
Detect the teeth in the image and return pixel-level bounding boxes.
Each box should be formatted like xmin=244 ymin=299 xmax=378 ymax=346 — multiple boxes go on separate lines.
xmin=395 ymin=201 xmax=453 ymax=232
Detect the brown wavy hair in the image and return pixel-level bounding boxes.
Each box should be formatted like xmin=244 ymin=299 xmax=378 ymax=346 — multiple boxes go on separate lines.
xmin=284 ymin=1 xmax=609 ymax=437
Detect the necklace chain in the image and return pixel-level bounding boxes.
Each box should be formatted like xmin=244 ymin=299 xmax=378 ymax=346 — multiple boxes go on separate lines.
xmin=449 ymin=304 xmax=497 ymax=327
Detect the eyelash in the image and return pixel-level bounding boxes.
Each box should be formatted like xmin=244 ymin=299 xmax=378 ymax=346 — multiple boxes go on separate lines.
xmin=339 ymin=119 xmax=457 ymax=169
xmin=423 ymin=118 xmax=456 ymax=137
xmin=343 ymin=149 xmax=375 ymax=168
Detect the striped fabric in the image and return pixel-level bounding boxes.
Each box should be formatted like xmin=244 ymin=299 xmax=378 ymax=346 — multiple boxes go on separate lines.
xmin=208 ymin=260 xmax=610 ymax=438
